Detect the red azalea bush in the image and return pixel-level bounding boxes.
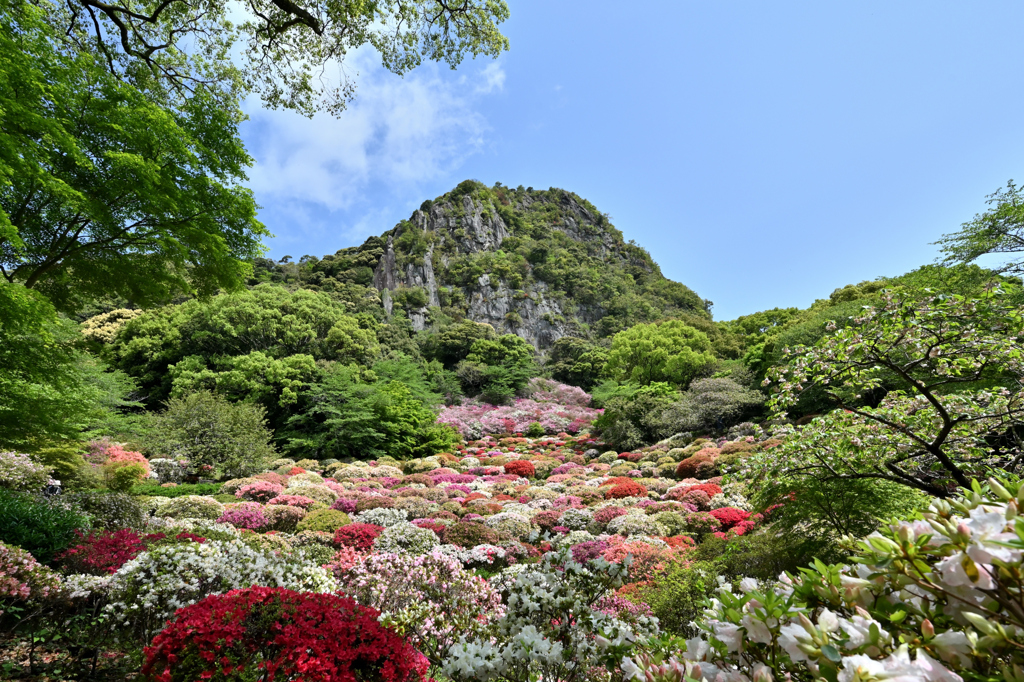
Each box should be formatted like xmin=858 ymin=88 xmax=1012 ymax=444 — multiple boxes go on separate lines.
xmin=675 ymin=448 xmax=719 ymax=479
xmin=618 ymin=452 xmax=644 ymax=463
xmin=593 ymin=506 xmax=628 ymax=526
xmin=57 ymin=529 xmax=165 ymax=575
xmin=333 ymin=523 xmax=384 ymax=551
xmin=287 ymin=467 xmax=307 ymax=476
xmin=502 ymin=460 xmax=536 ymax=478
xmin=666 ymin=483 xmax=723 ymax=502
xmin=709 ymin=507 xmax=751 ymax=530
xmin=532 ymin=510 xmax=562 ymax=530
xmin=604 ymin=480 xmax=648 ymax=500
xmin=142 ymin=586 xmax=428 ymax=682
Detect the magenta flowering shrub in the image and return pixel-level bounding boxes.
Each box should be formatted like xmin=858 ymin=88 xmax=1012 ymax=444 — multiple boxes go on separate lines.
xmin=527 ymin=378 xmax=593 ymax=407
xmin=330 ymin=497 xmax=358 ymax=513
xmin=217 ymin=502 xmax=270 ymax=530
xmin=236 ymin=480 xmax=285 ymax=503
xmin=436 ymin=399 xmax=601 ymax=438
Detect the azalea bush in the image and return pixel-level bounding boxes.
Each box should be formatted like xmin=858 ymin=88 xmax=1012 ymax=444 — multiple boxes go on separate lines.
xmin=142 ymin=586 xmax=429 ymax=682
xmin=1 ymin=541 xmax=61 ymax=617
xmin=336 ymin=551 xmax=504 ymax=672
xmin=437 ymin=399 xmax=601 ymax=439
xmin=444 ymin=549 xmax=658 ymax=682
xmin=628 ymin=477 xmax=1024 ymax=681
xmin=0 ymin=451 xmax=53 ymax=492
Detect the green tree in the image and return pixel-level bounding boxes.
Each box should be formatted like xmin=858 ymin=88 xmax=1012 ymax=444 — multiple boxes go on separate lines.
xmin=547 ymin=337 xmax=608 ymax=391
xmin=0 ymin=282 xmax=132 ymax=449
xmin=153 ymin=391 xmax=277 ymax=479
xmin=109 ymin=285 xmax=377 ymax=424
xmin=285 ymin=364 xmax=458 ymax=460
xmin=936 ymin=180 xmax=1024 ymax=276
xmin=758 ymin=288 xmax=1024 ymax=497
xmin=57 ymin=0 xmax=510 ymax=116
xmin=0 ymin=0 xmax=268 ymax=312
xmin=605 ymin=320 xmax=716 ymax=387
xmin=457 ymin=334 xmax=536 ymax=404
xmin=431 ymin=319 xmax=497 ymax=368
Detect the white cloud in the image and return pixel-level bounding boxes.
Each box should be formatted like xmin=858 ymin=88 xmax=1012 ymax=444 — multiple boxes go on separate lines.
xmin=477 ymin=62 xmax=506 ymax=93
xmin=244 ymin=51 xmax=498 ymax=215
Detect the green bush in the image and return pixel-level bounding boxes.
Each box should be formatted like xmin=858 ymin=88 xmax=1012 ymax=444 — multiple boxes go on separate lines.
xmin=633 ymin=559 xmax=720 ymax=637
xmin=29 ymin=443 xmax=99 ymax=490
xmin=295 ymin=509 xmax=350 ymax=533
xmin=106 ymin=463 xmax=147 ymax=493
xmin=691 ymin=529 xmax=837 ymax=581
xmin=67 ymin=492 xmax=146 ymax=531
xmin=0 ymin=489 xmax=90 ymax=563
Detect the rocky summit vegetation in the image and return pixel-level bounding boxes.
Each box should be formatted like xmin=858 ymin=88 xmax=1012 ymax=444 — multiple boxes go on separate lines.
xmin=3 ymin=0 xmax=1024 ymax=677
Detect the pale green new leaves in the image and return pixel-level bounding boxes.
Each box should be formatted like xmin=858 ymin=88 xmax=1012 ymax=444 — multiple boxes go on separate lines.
xmin=605 ymin=320 xmax=717 ymax=388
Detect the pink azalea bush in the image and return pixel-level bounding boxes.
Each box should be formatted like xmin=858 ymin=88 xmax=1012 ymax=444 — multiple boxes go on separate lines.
xmin=437 ymin=399 xmax=602 ymax=439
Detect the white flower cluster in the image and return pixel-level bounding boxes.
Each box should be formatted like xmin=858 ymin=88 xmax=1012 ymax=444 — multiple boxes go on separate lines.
xmin=624 ymin=478 xmax=1024 ymax=682
xmin=100 ymin=539 xmax=335 ymax=640
xmin=372 ymin=522 xmax=440 ymax=555
xmin=148 ymin=458 xmax=188 ymax=484
xmin=353 ymin=507 xmax=408 ymax=528
xmin=559 ymin=507 xmax=593 ymax=530
xmin=484 ymin=512 xmax=533 ymax=540
xmin=606 ymin=512 xmax=667 ymax=537
xmin=444 ymin=550 xmax=658 ymax=682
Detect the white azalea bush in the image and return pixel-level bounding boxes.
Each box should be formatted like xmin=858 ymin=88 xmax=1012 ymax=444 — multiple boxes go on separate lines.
xmin=444 ymin=549 xmax=658 ymax=682
xmin=625 ymin=477 xmax=1024 ymax=682
xmin=98 ymin=539 xmax=336 ymax=641
xmin=373 ymin=522 xmax=440 ymax=554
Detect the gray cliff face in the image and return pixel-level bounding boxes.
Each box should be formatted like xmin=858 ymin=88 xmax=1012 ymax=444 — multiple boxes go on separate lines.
xmin=372 ymin=194 xmax=587 ymax=350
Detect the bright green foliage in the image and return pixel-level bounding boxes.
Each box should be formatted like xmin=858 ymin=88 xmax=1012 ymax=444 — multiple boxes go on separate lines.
xmin=759 ymin=287 xmax=1024 ymax=496
xmin=0 ymin=0 xmax=268 ymax=312
xmin=753 ymin=476 xmax=928 ymax=548
xmin=936 ymin=180 xmax=1024 ymax=276
xmin=605 ymin=320 xmax=716 ymax=387
xmin=547 ymin=337 xmax=609 ymax=391
xmin=106 ymin=463 xmax=148 ymax=493
xmin=0 ymin=283 xmax=131 ymax=449
xmin=595 ymin=384 xmax=681 ymax=451
xmin=0 ymin=488 xmax=90 ymax=563
xmin=430 ymin=319 xmax=497 ymax=367
xmin=59 ymin=0 xmax=509 ymax=117
xmin=152 ymin=391 xmax=277 ymax=479
xmin=457 ymin=334 xmax=536 ymax=403
xmin=285 ymin=364 xmax=459 ymax=460
xmin=110 ymin=285 xmax=378 ymax=423
xmin=631 ymin=560 xmax=720 ymax=636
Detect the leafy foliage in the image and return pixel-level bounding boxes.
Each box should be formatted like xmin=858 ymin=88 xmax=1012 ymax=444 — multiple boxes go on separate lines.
xmin=605 ymin=320 xmax=717 ymax=387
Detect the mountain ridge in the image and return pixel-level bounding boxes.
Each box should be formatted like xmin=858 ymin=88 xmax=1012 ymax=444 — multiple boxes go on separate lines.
xmin=252 ymin=180 xmax=711 ymax=351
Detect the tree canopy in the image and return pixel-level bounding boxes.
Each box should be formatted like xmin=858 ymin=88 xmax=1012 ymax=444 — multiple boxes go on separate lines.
xmin=0 ymin=0 xmax=268 ymax=311
xmin=605 ymin=320 xmax=716 ymax=387
xmin=937 ymin=180 xmax=1024 ymax=277
xmin=757 ymin=287 xmax=1024 ymax=497
xmin=59 ymin=0 xmax=510 ymax=115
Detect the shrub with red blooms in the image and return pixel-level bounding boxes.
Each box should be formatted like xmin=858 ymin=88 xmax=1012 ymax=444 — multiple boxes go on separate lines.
xmin=103 ymin=444 xmax=151 ymax=477
xmin=333 ymin=523 xmax=384 ymax=551
xmin=604 ymin=480 xmax=647 ymax=500
xmin=675 ymin=449 xmax=719 ymax=479
xmin=57 ymin=529 xmax=165 ymax=575
xmin=617 ymin=452 xmax=644 ymax=463
xmin=287 ymin=467 xmax=307 ymax=475
xmin=142 ymin=587 xmax=428 ymax=682
xmin=173 ymin=532 xmax=206 ymax=544
xmin=503 ymin=460 xmax=535 ymax=478
xmin=709 ymin=507 xmax=751 ymax=531
xmin=666 ymin=482 xmax=723 ymax=502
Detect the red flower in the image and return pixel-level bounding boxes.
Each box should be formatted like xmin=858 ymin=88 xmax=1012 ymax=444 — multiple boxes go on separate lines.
xmin=333 ymin=523 xmax=384 ymax=551
xmin=142 ymin=587 xmax=428 ymax=682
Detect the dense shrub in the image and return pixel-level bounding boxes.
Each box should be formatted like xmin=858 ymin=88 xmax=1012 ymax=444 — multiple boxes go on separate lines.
xmin=142 ymin=587 xmax=429 ymax=682
xmin=0 ymin=489 xmax=89 ymax=563
xmin=296 ymin=509 xmax=351 ymax=533
xmin=217 ymin=502 xmax=270 ymax=530
xmin=0 ymin=451 xmax=53 ymax=492
xmin=1 ymin=541 xmax=61 ymax=616
xmin=56 ymin=528 xmax=162 ymax=575
xmin=502 ymin=460 xmax=535 ymax=478
xmin=235 ymin=480 xmax=284 ymax=503
xmin=68 ymin=492 xmax=147 ymax=530
xmin=628 ymin=559 xmax=720 ymax=636
xmin=442 ymin=521 xmax=501 ymax=548
xmin=604 ymin=480 xmax=647 ymax=499
xmin=155 ymin=495 xmax=225 ymax=520
xmin=333 ymin=523 xmax=384 ymax=551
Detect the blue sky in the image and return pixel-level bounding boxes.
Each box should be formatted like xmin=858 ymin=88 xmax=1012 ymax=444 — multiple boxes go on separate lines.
xmin=240 ymin=1 xmax=1024 ymax=321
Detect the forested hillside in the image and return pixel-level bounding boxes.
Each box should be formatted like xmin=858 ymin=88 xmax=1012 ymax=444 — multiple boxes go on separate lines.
xmin=247 ymin=180 xmax=710 ymax=348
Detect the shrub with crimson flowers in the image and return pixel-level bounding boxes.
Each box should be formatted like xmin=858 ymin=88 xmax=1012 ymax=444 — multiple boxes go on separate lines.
xmin=142 ymin=586 xmax=429 ymax=682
